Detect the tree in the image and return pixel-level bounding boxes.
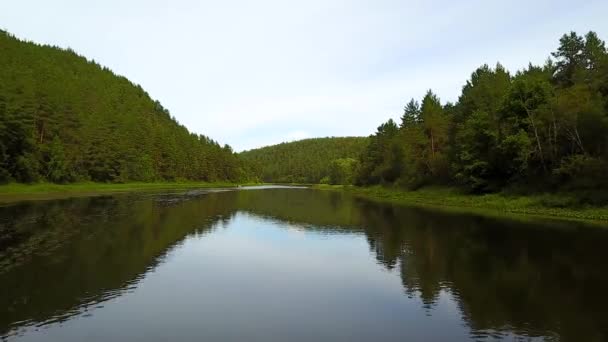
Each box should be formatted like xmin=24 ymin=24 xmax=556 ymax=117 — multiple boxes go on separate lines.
xmin=552 ymin=31 xmax=585 ymax=87
xmin=582 ymin=31 xmax=607 ymax=74
xmin=45 ymin=137 xmax=71 ymax=183
xmin=501 ymin=65 xmax=558 ymax=175
xmin=348 ymin=30 xmax=608 ymax=197
xmin=419 ymin=90 xmax=449 ymax=179
xmin=357 ymin=120 xmax=401 ymax=185
xmin=328 ymin=158 xmax=359 ymax=185
xmin=401 ymin=99 xmax=420 ymax=128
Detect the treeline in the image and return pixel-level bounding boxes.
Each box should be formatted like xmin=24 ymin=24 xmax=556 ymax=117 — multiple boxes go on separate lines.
xmin=0 ymin=31 xmax=247 ymax=184
xmin=240 ymin=137 xmax=368 ymax=184
xmin=357 ymin=31 xmax=608 ymax=201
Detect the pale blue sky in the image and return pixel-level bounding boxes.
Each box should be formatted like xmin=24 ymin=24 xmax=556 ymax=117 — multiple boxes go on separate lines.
xmin=1 ymin=0 xmax=607 ymax=151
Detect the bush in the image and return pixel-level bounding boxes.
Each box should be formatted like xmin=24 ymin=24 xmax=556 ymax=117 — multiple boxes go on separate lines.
xmin=554 ymin=155 xmax=608 ymax=190
xmin=553 ymin=155 xmax=608 ymax=205
xmin=15 ymin=153 xmax=40 ymax=183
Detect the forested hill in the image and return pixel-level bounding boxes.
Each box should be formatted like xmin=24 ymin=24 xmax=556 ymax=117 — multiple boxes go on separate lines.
xmin=240 ymin=137 xmax=368 ymax=184
xmin=0 ymin=31 xmax=246 ymax=183
xmin=356 ymin=31 xmax=608 ymax=201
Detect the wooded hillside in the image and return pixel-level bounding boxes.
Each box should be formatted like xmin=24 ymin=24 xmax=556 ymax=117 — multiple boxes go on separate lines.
xmin=0 ymin=31 xmax=246 ymax=183
xmin=240 ymin=137 xmax=368 ymax=184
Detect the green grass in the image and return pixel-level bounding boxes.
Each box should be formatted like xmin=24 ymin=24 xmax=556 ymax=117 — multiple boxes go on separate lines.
xmin=314 ymin=184 xmax=608 ymax=224
xmin=0 ymin=181 xmax=259 ymax=203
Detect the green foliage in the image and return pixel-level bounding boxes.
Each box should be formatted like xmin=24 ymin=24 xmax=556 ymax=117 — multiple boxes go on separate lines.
xmin=554 ymin=155 xmax=608 ymax=200
xmin=358 ymin=91 xmax=451 ymax=188
xmin=0 ymin=31 xmax=247 ymax=184
xmin=454 ymin=110 xmax=499 ymax=191
xmin=356 ymin=119 xmax=402 ymax=185
xmin=323 ymin=185 xmax=608 ymax=222
xmin=4 ymin=28 xmax=607 ymax=198
xmin=552 ymin=31 xmax=586 ymax=87
xmin=355 ymin=31 xmax=608 ymax=200
xmin=44 ymin=137 xmax=72 ymax=183
xmin=328 ymin=158 xmax=358 ymax=185
xmin=240 ymin=137 xmax=368 ymax=184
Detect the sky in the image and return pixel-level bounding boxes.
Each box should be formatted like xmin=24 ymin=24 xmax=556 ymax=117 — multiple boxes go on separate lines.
xmin=1 ymin=1 xmax=607 ymax=151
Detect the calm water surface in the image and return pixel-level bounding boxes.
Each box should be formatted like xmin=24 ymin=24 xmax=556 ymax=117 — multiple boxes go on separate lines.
xmin=1 ymin=187 xmax=608 ymax=341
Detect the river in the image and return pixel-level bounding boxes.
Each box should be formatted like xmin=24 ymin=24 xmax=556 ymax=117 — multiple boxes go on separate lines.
xmin=1 ymin=186 xmax=607 ymax=341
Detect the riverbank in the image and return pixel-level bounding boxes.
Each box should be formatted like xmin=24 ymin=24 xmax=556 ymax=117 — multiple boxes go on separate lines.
xmin=315 ymin=185 xmax=608 ymax=223
xmin=0 ymin=182 xmax=257 ymax=203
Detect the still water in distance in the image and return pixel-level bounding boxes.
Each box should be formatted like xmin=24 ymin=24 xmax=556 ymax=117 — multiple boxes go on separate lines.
xmin=1 ymin=186 xmax=608 ymax=341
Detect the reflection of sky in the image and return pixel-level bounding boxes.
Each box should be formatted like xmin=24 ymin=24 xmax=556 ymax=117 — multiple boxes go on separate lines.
xmin=10 ymin=212 xmax=484 ymax=341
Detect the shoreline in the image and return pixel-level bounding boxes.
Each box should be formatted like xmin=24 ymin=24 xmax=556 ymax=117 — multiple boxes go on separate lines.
xmin=314 ymin=185 xmax=608 ymax=225
xmin=0 ymin=182 xmax=260 ymax=204
xmin=4 ymin=182 xmax=608 ymax=225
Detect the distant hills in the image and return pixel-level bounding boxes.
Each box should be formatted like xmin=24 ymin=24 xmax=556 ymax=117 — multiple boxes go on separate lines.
xmin=240 ymin=137 xmax=368 ymax=184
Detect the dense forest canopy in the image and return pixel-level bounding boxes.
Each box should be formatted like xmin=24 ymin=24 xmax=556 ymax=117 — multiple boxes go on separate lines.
xmin=240 ymin=137 xmax=368 ymax=184
xmin=0 ymin=31 xmax=247 ymax=183
xmin=355 ymin=31 xmax=608 ymax=201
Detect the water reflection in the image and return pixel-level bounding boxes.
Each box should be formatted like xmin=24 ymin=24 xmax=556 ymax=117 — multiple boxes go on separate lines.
xmin=1 ymin=188 xmax=607 ymax=341
xmin=0 ymin=192 xmax=237 ymax=339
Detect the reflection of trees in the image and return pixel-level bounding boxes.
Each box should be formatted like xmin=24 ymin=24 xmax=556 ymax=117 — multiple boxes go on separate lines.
xmin=1 ymin=188 xmax=608 ymax=341
xmin=234 ymin=189 xmax=608 ymax=341
xmin=357 ymin=202 xmax=608 ymax=341
xmin=0 ymin=191 xmax=239 ymax=337
xmin=235 ymin=189 xmax=364 ymax=231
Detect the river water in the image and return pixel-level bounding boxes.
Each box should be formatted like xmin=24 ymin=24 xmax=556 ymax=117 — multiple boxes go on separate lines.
xmin=1 ymin=186 xmax=607 ymax=341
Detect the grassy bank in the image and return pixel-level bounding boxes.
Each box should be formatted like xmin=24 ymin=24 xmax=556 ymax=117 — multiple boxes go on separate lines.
xmin=0 ymin=182 xmax=256 ymax=203
xmin=315 ymin=185 xmax=608 ymax=223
